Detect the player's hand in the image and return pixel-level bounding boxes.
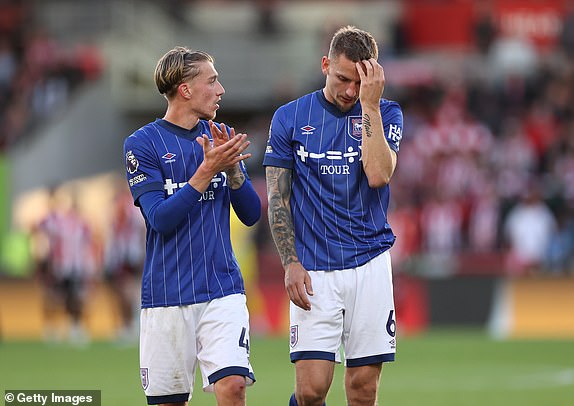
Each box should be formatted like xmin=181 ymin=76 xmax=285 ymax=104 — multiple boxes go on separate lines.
xmin=356 ymin=58 xmax=385 ymax=109
xmin=196 ymin=129 xmax=251 ymax=175
xmin=209 ymin=121 xmax=246 ymax=178
xmin=285 ymin=262 xmax=313 ymax=311
xmin=209 ymin=120 xmax=233 ymax=148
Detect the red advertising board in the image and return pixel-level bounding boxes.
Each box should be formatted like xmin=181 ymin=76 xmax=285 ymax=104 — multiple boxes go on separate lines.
xmin=496 ymin=0 xmax=565 ymax=48
xmin=404 ymin=0 xmax=567 ymax=50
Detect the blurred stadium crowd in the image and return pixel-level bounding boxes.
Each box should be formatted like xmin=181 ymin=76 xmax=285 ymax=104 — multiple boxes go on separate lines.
xmin=0 ymin=0 xmax=103 ymax=150
xmin=386 ymin=1 xmax=574 ymax=277
xmin=1 ymin=0 xmax=574 ymax=341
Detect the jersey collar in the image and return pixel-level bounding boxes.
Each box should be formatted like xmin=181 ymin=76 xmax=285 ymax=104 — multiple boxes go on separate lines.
xmin=155 ymin=118 xmax=203 ymax=140
xmin=315 ymin=90 xmax=360 ymax=117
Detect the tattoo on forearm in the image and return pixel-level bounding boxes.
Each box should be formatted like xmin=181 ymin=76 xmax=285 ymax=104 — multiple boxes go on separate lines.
xmin=266 ymin=167 xmax=298 ymax=267
xmin=226 ymin=166 xmax=245 ymax=189
xmin=364 ymin=113 xmax=373 ymax=138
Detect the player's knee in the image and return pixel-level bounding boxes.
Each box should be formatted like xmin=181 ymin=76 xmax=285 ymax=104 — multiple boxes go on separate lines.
xmin=296 ymin=385 xmax=327 ymax=406
xmin=346 ymin=389 xmax=377 ymax=405
xmin=348 ymin=374 xmax=377 ymax=392
xmin=215 ymin=375 xmax=246 ymax=399
xmin=347 ymin=379 xmax=378 ymax=405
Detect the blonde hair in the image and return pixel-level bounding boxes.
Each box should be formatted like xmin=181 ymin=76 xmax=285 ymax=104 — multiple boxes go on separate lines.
xmin=154 ymin=46 xmax=214 ymax=98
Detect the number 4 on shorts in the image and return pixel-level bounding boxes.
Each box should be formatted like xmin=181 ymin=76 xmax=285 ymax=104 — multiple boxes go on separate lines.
xmin=239 ymin=327 xmax=250 ymax=352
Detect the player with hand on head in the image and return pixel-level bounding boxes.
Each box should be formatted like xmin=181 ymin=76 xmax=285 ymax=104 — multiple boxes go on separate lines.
xmin=123 ymin=46 xmax=261 ymax=406
xmin=264 ymin=26 xmax=403 ymax=406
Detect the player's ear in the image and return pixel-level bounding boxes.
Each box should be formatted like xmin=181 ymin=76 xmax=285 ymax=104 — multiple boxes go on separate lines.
xmin=321 ymin=56 xmax=330 ymax=76
xmin=178 ymin=82 xmax=192 ymax=99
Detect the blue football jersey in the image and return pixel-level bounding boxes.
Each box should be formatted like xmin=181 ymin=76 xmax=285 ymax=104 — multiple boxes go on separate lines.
xmin=124 ymin=119 xmax=247 ymax=308
xmin=263 ymin=90 xmax=403 ymax=271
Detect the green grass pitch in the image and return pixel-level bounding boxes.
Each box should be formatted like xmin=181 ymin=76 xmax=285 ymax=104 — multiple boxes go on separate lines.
xmin=1 ymin=329 xmax=573 ymax=405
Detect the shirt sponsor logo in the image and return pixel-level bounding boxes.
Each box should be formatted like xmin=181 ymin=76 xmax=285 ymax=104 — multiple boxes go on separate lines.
xmin=301 ymin=125 xmax=316 ymax=135
xmin=296 ymin=145 xmax=360 ymax=163
xmin=296 ymin=144 xmax=361 ymax=176
xmin=164 ymin=174 xmax=225 ymax=199
xmin=126 ymin=150 xmax=139 ymax=174
xmin=296 ymin=144 xmax=361 ymax=177
xmin=347 ymin=116 xmax=362 ymax=140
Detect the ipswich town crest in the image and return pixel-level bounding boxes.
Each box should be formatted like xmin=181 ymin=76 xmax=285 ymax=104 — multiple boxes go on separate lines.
xmin=140 ymin=368 xmax=149 ymax=390
xmin=347 ymin=116 xmax=362 ymax=141
xmin=290 ymin=325 xmax=298 ymax=347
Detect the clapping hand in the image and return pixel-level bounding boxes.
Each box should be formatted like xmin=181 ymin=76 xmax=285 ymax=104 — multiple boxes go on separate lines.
xmin=195 ymin=121 xmax=251 ymax=175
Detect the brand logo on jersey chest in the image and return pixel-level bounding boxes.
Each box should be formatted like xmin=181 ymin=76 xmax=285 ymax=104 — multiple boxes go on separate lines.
xmin=301 ymin=125 xmax=316 ymax=135
xmin=162 ymin=152 xmax=176 ymax=163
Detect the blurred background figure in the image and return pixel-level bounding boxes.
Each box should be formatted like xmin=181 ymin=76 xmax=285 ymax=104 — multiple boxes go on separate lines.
xmin=103 ymin=180 xmax=144 ymax=343
xmin=32 ymin=188 xmax=96 ymax=345
xmin=503 ymin=183 xmax=558 ymax=276
xmin=30 ymin=186 xmax=63 ymax=342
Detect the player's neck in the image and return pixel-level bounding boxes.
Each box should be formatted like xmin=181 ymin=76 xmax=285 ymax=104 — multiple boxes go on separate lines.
xmin=163 ymin=106 xmax=200 ymax=131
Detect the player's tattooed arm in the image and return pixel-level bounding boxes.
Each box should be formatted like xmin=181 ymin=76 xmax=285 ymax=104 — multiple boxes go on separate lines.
xmin=356 ymin=59 xmax=396 ymax=187
xmin=361 ymin=106 xmax=396 ymax=187
xmin=266 ymin=166 xmax=298 ymax=267
xmin=226 ymin=164 xmax=246 ymax=190
xmin=363 ymin=113 xmax=373 ymax=138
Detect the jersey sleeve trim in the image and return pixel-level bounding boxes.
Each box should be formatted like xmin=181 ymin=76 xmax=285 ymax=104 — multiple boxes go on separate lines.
xmin=262 ymin=156 xmax=293 ymax=169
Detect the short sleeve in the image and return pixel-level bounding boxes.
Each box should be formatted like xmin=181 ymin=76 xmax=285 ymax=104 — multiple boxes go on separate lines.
xmin=381 ymin=101 xmax=404 ymax=153
xmin=262 ymin=106 xmax=294 ymax=169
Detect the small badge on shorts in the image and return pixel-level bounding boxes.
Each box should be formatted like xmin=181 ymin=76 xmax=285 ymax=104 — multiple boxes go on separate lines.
xmin=290 ymin=325 xmax=298 ymax=347
xmin=140 ymin=367 xmax=149 ymax=390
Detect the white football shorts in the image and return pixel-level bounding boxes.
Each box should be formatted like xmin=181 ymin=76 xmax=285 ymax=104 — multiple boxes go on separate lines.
xmin=289 ymin=250 xmax=396 ymax=367
xmin=140 ymin=293 xmax=255 ymax=404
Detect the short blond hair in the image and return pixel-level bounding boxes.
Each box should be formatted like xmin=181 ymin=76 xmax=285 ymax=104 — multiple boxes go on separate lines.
xmin=154 ymin=46 xmax=214 ymax=98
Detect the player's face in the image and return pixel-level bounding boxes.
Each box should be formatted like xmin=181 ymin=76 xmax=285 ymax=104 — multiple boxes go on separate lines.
xmin=186 ymin=61 xmax=225 ymax=120
xmin=322 ymin=54 xmax=361 ymax=112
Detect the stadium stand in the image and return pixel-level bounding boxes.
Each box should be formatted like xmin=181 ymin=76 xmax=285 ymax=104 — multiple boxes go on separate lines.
xmin=1 ymin=0 xmax=574 ymax=340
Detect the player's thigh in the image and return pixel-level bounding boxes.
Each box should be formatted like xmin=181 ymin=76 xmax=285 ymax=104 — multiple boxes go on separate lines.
xmin=344 ymin=363 xmax=382 ymax=393
xmin=196 ymin=294 xmax=255 ymax=392
xmin=343 ymin=251 xmax=396 ymax=365
xmin=140 ymin=306 xmax=196 ymax=400
xmin=289 ymin=271 xmax=344 ymax=363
